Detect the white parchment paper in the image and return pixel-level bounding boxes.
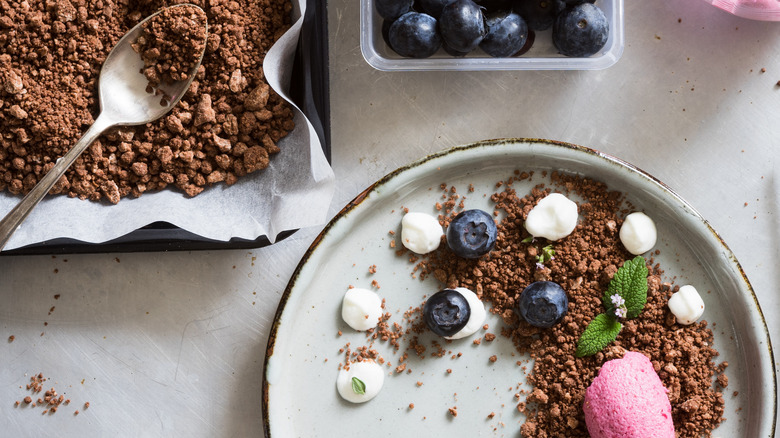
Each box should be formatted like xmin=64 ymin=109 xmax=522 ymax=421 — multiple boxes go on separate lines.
xmin=0 ymin=0 xmax=335 ymax=251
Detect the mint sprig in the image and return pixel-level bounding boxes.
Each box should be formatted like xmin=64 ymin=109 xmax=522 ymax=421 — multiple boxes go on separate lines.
xmin=351 ymin=377 xmax=366 ymax=395
xmin=576 ymin=256 xmax=649 ymax=357
xmin=537 ymin=244 xmax=555 ymax=265
xmin=522 ymin=237 xmax=555 ymax=269
xmin=603 ymin=255 xmax=648 ymax=318
xmin=575 ymin=314 xmax=622 ymax=357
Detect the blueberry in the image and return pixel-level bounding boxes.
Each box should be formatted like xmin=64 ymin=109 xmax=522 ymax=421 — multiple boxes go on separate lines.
xmin=382 ymin=18 xmax=394 ymax=47
xmin=552 ymin=2 xmax=608 ymax=57
xmin=479 ymin=10 xmax=528 ymax=57
xmin=514 ymin=28 xmax=536 ymax=56
xmin=438 ymin=0 xmax=487 ymax=53
xmin=442 ymin=41 xmax=470 ymax=56
xmin=446 ymin=209 xmax=497 ymax=258
xmin=376 ymin=0 xmax=415 ymax=20
xmin=474 ymin=0 xmax=513 ymax=10
xmin=561 ymin=0 xmax=595 ymax=5
xmin=388 ymin=12 xmax=442 ymax=58
xmin=418 ymin=0 xmax=455 ymax=17
xmin=513 ymin=0 xmax=556 ymax=31
xmin=423 ymin=289 xmax=471 ymax=336
xmin=516 ymin=281 xmax=568 ymax=328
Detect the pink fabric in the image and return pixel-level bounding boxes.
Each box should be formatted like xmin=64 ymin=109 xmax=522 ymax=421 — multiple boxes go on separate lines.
xmin=704 ymin=0 xmax=780 ymax=21
xmin=583 ymin=352 xmax=675 ymax=438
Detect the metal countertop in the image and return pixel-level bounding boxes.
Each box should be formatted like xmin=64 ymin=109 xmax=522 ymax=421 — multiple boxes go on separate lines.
xmin=1 ymin=0 xmax=778 ymax=435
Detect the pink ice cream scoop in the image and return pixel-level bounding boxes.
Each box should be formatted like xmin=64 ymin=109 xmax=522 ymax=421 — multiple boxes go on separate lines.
xmin=583 ymin=351 xmax=675 ymax=438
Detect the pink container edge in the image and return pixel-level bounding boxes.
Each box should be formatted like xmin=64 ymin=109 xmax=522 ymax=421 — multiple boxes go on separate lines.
xmin=703 ymin=0 xmax=780 ymax=21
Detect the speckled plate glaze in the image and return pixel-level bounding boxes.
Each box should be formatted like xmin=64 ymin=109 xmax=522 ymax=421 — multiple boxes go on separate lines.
xmin=263 ymin=139 xmax=776 ymax=437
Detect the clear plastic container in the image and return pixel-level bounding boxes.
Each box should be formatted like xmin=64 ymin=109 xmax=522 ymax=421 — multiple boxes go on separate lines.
xmin=360 ymin=0 xmax=624 ymax=71
xmin=701 ymin=0 xmax=780 ymax=20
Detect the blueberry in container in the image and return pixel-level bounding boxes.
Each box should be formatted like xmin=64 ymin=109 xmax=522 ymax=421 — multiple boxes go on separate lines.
xmin=361 ymin=0 xmax=624 ymax=71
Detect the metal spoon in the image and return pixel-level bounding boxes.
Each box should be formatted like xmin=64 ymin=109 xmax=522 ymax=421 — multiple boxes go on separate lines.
xmin=0 ymin=4 xmax=208 ymax=251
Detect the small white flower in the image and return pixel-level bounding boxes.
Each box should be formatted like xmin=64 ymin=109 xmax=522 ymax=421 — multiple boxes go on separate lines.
xmin=610 ymin=294 xmax=628 ymax=319
xmin=610 ymin=293 xmax=625 ymax=307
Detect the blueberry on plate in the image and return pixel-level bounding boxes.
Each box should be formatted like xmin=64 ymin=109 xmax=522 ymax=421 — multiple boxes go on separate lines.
xmin=423 ymin=289 xmax=471 ymax=337
xmin=438 ymin=0 xmax=487 ymax=53
xmin=376 ymin=0 xmax=415 ymax=20
xmin=446 ymin=209 xmax=498 ymax=258
xmin=552 ymin=2 xmax=609 ymax=57
xmin=479 ymin=10 xmax=528 ymax=57
xmin=388 ymin=12 xmax=442 ymax=58
xmin=513 ymin=0 xmax=556 ymax=31
xmin=516 ymin=281 xmax=568 ymax=328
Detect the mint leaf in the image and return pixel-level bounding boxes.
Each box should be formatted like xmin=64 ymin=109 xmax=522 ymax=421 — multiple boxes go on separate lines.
xmin=351 ymin=377 xmax=366 ymax=395
xmin=538 ymin=245 xmax=555 ymax=264
xmin=575 ymin=314 xmax=622 ymax=357
xmin=603 ymin=256 xmax=648 ymax=319
xmin=521 ymin=236 xmax=534 ymax=244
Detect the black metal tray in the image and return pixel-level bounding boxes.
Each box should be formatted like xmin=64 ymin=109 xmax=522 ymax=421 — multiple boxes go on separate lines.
xmin=3 ymin=0 xmax=330 ymax=256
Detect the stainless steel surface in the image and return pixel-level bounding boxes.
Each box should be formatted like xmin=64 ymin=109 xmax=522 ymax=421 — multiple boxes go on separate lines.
xmin=0 ymin=0 xmax=778 ymax=436
xmin=0 ymin=4 xmax=207 ymax=251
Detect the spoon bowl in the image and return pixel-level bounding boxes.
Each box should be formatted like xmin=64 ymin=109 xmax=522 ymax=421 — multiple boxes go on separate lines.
xmin=0 ymin=4 xmax=208 ymax=251
xmin=100 ymin=4 xmax=208 ymax=124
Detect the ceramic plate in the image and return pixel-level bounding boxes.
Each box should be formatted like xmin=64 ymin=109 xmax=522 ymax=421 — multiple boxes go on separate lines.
xmin=263 ymin=139 xmax=776 ymax=437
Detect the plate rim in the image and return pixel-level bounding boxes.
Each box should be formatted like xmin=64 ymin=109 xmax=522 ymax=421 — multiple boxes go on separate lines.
xmin=262 ymin=137 xmax=777 ymax=437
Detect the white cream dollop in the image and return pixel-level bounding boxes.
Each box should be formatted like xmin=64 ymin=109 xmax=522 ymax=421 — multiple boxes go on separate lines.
xmin=341 ymin=288 xmax=383 ymax=331
xmin=336 ymin=359 xmax=385 ymax=403
xmin=619 ymin=212 xmax=657 ymax=255
xmin=445 ymin=287 xmax=487 ymax=340
xmin=401 ymin=212 xmax=443 ymax=254
xmin=524 ymin=193 xmax=578 ymax=241
xmin=667 ymin=285 xmax=705 ymax=325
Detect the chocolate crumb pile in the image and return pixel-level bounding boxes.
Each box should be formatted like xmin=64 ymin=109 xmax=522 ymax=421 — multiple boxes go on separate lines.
xmin=132 ymin=5 xmax=207 ymax=92
xmin=16 ymin=373 xmax=76 ymax=415
xmin=0 ymin=0 xmax=294 ymax=203
xmin=403 ymin=171 xmax=726 ymax=437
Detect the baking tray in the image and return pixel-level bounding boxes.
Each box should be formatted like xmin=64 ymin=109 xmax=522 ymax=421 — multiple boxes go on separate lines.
xmin=2 ymin=0 xmax=330 ymax=256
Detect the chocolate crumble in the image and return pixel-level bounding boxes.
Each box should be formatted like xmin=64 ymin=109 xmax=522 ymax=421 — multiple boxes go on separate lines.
xmin=0 ymin=0 xmax=294 ymax=203
xmin=400 ymin=171 xmax=727 ymax=437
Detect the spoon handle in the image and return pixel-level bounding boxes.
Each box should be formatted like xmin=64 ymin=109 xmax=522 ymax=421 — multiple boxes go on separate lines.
xmin=0 ymin=114 xmax=115 ymax=251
